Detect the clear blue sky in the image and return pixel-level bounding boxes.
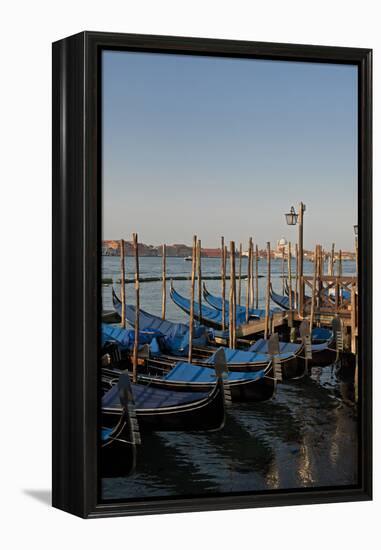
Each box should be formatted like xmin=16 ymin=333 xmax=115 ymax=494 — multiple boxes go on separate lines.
xmin=102 ymin=50 xmax=357 ymax=250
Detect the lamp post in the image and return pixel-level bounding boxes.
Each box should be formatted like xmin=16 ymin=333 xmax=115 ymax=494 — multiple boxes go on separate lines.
xmin=285 ymin=202 xmax=306 ymax=316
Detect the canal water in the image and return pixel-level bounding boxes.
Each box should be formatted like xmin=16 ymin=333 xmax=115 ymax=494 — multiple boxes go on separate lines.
xmin=101 ymin=256 xmax=358 ymax=501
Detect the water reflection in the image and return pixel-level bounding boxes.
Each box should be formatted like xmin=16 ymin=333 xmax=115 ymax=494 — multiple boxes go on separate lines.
xmin=102 ymin=363 xmax=357 ymax=500
xmin=102 ymin=256 xmax=358 ymax=500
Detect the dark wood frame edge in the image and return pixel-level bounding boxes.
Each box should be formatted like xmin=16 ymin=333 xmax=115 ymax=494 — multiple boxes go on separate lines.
xmin=52 ymin=31 xmax=372 ymax=519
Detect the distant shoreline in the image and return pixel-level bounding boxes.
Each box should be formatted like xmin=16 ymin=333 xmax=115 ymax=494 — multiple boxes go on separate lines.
xmin=101 ymin=239 xmax=356 ymax=261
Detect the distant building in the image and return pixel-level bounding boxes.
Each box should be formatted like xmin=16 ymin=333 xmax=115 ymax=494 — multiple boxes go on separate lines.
xmin=273 ymin=237 xmax=288 ymax=258
xmin=202 ymin=248 xmax=221 ymax=258
xmin=276 ymin=237 xmax=288 ymax=252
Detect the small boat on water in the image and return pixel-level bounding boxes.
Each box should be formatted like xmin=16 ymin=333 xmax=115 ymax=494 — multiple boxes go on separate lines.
xmin=101 ymin=371 xmax=139 ymax=477
xmin=310 ymin=327 xmax=333 ymax=344
xmin=102 ymin=356 xmax=226 ymax=432
xmin=284 ymin=279 xmax=351 ymax=307
xmin=105 ymin=298 xmax=304 ymax=379
xmin=269 ymin=284 xmax=292 ymax=310
xmin=102 ymin=322 xmax=160 ymax=350
xmin=284 ymin=279 xmax=311 ymax=307
xmin=202 ymin=283 xmax=282 ymax=319
xmin=112 ymin=289 xmax=209 ymax=353
xmin=207 ymin=345 xmax=306 ymax=379
xmin=184 ymin=256 xmax=193 ymax=261
xmin=137 ymin=348 xmax=276 ymax=402
xmin=112 ymin=288 xmax=188 ymax=335
xmin=101 ymin=332 xmax=276 ymax=402
xmin=142 ymin=338 xmax=304 ymax=380
xmin=249 ymin=336 xmax=337 ymax=368
xmin=170 ymin=284 xmax=255 ymax=329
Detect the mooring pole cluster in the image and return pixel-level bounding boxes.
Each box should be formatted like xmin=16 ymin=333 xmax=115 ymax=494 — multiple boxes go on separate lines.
xmin=113 ymin=224 xmax=358 ymax=392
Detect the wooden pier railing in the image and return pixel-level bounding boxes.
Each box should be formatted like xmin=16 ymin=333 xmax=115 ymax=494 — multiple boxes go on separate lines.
xmin=299 ymin=275 xmax=358 ymax=353
xmin=300 ymin=275 xmax=357 ymax=316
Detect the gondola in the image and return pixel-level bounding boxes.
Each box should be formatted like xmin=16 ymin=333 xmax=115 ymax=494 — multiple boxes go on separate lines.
xmin=202 ymin=283 xmax=282 ymax=319
xmin=101 ymin=333 xmax=275 ymax=401
xmin=110 ymin=290 xmax=303 ymax=378
xmin=285 ymin=278 xmax=350 ymax=306
xmin=249 ymin=335 xmax=338 ymax=368
xmin=205 ymin=344 xmax=306 ymax=379
xmin=269 ymin=284 xmax=292 ymax=310
xmin=284 ymin=278 xmax=298 ymax=301
xmin=170 ymin=284 xmax=249 ymax=329
xmin=102 ymin=322 xmax=161 ymax=350
xmin=104 ymin=321 xmax=304 ymax=380
xmin=310 ymin=326 xmax=333 ymax=344
xmin=101 ymin=371 xmax=139 ymax=477
xmin=137 ymin=348 xmax=276 ymax=402
xmin=284 ymin=279 xmax=312 ymax=307
xmin=112 ymin=289 xmax=209 ymax=353
xmin=102 ymin=364 xmax=226 ymax=432
xmin=102 ymin=321 xmax=187 ymax=357
xmin=112 ymin=287 xmax=187 ymax=335
xmin=145 ymin=338 xmax=304 ymax=380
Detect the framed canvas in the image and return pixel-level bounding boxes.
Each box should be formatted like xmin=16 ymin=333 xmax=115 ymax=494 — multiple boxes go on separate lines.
xmin=52 ymin=31 xmax=372 ymax=518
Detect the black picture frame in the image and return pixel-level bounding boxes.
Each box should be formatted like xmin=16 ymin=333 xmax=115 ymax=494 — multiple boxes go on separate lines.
xmin=52 ymin=31 xmax=372 ymax=518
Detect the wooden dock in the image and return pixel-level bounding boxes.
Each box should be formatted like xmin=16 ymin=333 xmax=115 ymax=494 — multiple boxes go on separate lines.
xmin=296 ymin=275 xmax=358 ymax=353
xmin=236 ymin=312 xmax=288 ymax=338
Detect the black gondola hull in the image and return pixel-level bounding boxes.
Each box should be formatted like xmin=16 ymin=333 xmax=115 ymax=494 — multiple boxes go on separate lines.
xmin=103 ymin=380 xmax=225 ymax=432
xmin=138 ymin=370 xmax=276 ymax=402
xmin=101 ymin=418 xmax=137 ymax=478
xmin=309 ymin=347 xmax=338 ymax=367
xmin=204 ymin=353 xmax=305 ymax=380
xmin=147 ymin=348 xmax=304 ymax=381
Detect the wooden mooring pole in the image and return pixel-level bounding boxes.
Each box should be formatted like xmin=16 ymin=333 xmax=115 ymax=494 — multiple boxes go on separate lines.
xmin=264 ymin=242 xmax=271 ymax=339
xmin=119 ymin=239 xmax=126 ymax=328
xmin=251 ymin=239 xmax=255 ymax=308
xmin=221 ymin=236 xmax=226 ymax=331
xmin=188 ymin=235 xmax=197 ymax=362
xmin=338 ymin=249 xmax=343 ymax=304
xmin=161 ymin=243 xmax=166 ymax=320
xmin=232 ymin=242 xmax=237 ymax=348
xmin=309 ymin=245 xmax=319 ymax=335
xmin=351 ymin=284 xmax=357 ymax=354
xmin=282 ymin=247 xmax=285 ymax=295
xmin=255 ymin=244 xmax=259 ymax=309
xmin=295 ymin=243 xmax=299 ymax=311
xmin=132 ymin=233 xmax=139 ymax=383
xmin=320 ymin=247 xmax=325 ymax=276
xmin=288 ymin=241 xmax=293 ymax=325
xmin=197 ymin=238 xmax=202 ymax=324
xmin=245 ymin=238 xmax=252 ymax=323
xmin=249 ymin=237 xmax=254 ymax=308
xmin=297 ymin=202 xmax=305 ymax=317
xmin=238 ymin=243 xmax=242 ymax=307
xmin=229 ymin=241 xmax=237 ymax=348
xmin=316 ymin=245 xmax=322 ymax=311
xmin=330 ymin=243 xmax=335 ymax=276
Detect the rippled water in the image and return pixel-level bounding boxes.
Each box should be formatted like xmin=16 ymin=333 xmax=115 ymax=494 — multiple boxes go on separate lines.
xmin=101 ymin=256 xmax=358 ymax=501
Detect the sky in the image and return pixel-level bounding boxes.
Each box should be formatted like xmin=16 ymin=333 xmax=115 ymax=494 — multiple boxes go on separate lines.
xmin=102 ymin=50 xmax=358 ymax=250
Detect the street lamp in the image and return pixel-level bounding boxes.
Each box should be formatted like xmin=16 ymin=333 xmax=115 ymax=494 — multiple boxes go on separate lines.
xmin=353 ymin=224 xmax=358 ymax=236
xmin=285 ymin=202 xmax=306 ymax=315
xmin=285 ymin=206 xmax=298 ymax=226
